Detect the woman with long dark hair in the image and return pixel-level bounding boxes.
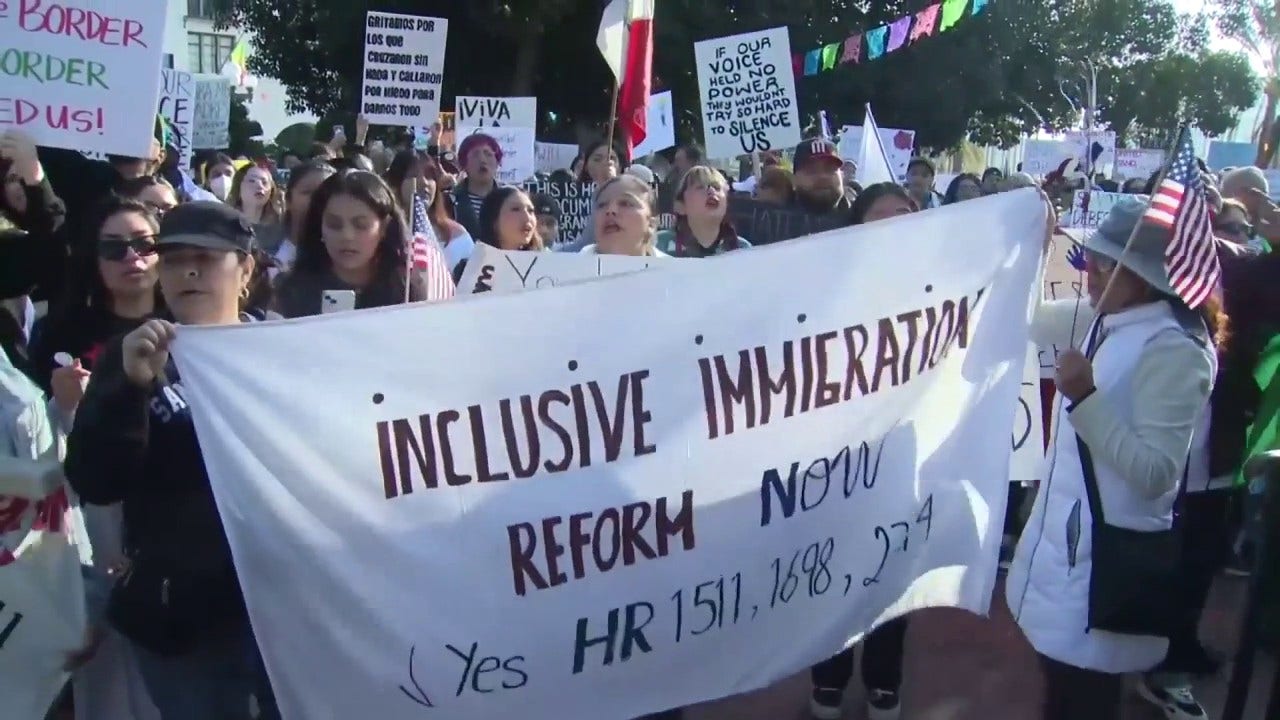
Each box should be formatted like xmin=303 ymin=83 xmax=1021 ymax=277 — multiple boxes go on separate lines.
xmin=271 ymin=160 xmax=337 ymax=273
xmin=384 ymin=151 xmax=471 ymax=270
xmin=477 ymin=185 xmax=544 ymax=252
xmin=273 ymin=170 xmax=428 ymax=317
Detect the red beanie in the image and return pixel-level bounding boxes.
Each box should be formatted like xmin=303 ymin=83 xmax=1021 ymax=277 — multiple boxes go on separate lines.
xmin=458 ymin=133 xmax=504 ymax=167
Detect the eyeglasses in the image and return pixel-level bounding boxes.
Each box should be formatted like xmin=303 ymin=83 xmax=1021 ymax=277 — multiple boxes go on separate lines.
xmin=1214 ymin=221 xmax=1253 ymax=237
xmin=98 ymin=236 xmax=158 ymax=261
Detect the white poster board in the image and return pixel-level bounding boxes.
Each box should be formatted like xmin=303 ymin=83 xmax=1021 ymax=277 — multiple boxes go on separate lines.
xmin=171 ymin=191 xmax=1044 ymax=720
xmin=158 ymin=69 xmax=195 ymax=168
xmin=193 ymin=74 xmax=232 ymax=150
xmin=360 ymin=13 xmax=448 ymax=126
xmin=695 ymin=27 xmax=800 ymax=160
xmin=456 ymin=244 xmax=676 ymax=295
xmin=1021 ymin=140 xmax=1070 ymax=178
xmin=535 ymin=143 xmax=580 ymax=174
xmin=632 ymin=91 xmax=676 ymax=157
xmin=838 ymin=126 xmax=916 ymax=183
xmin=1066 ymin=190 xmax=1124 ymax=229
xmin=1114 ymin=149 xmax=1163 ymax=181
xmin=456 ymin=126 xmax=536 ymax=184
xmin=456 ymin=97 xmax=537 ymax=128
xmin=1 ymin=0 xmax=169 ymax=157
xmin=1064 ymin=130 xmax=1116 ymax=176
xmin=1010 ymin=344 xmax=1045 ymax=482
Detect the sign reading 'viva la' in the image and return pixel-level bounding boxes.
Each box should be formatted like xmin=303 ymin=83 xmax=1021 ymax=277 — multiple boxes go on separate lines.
xmin=172 ymin=191 xmax=1043 ymax=719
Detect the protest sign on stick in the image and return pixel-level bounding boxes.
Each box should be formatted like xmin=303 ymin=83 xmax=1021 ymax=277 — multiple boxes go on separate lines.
xmin=695 ymin=27 xmax=800 ymax=160
xmin=360 ymin=12 xmax=448 ymax=126
xmin=193 ymin=75 xmax=232 ymax=149
xmin=632 ymin=92 xmax=676 ymax=157
xmin=1 ymin=0 xmax=169 ymax=157
xmin=172 ymin=190 xmax=1044 ymax=720
xmin=1066 ymin=190 xmax=1124 ymax=230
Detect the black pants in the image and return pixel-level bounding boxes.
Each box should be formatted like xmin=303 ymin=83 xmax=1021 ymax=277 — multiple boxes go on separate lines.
xmin=1162 ymin=487 xmax=1237 ymax=671
xmin=810 ymin=617 xmax=907 ymax=692
xmin=1039 ymin=653 xmax=1122 ymax=720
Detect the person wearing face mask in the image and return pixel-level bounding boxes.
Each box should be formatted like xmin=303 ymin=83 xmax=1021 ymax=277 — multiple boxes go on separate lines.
xmin=790 ymin=138 xmax=855 ymax=223
xmin=451 ymin=133 xmax=503 ymax=239
xmin=655 ymin=166 xmax=749 ymax=257
xmin=273 ymin=170 xmax=429 ymax=318
xmin=65 ymin=201 xmax=281 ymax=720
xmin=203 ymin=154 xmax=236 ymax=203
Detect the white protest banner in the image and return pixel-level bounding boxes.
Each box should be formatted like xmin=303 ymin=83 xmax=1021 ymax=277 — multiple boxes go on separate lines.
xmin=632 ymin=91 xmax=676 ymax=157
xmin=1 ymin=0 xmax=169 ymax=157
xmin=458 ymin=125 xmax=536 ymax=184
xmin=1021 ymin=139 xmax=1070 ymax=177
xmin=1064 ymin=130 xmax=1116 ymax=175
xmin=193 ymin=74 xmax=232 ymax=149
xmin=535 ymin=143 xmax=579 ymax=174
xmin=838 ymin=126 xmax=916 ymax=183
xmin=1114 ymin=149 xmax=1163 ymax=181
xmin=1066 ymin=190 xmax=1124 ymax=229
xmin=695 ymin=27 xmax=800 ymax=160
xmin=171 ymin=190 xmax=1043 ymax=720
xmin=456 ymin=244 xmax=677 ymax=295
xmin=360 ymin=13 xmax=448 ymax=126
xmin=158 ymin=68 xmax=195 ymax=168
xmin=456 ymin=96 xmax=537 ymax=128
xmin=0 ymin=400 xmax=91 ymax=720
xmin=1010 ymin=345 xmax=1044 ymax=482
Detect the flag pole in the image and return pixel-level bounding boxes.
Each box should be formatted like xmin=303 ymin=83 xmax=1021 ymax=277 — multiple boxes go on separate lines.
xmin=605 ymin=79 xmax=620 ymax=165
xmin=1075 ymin=126 xmax=1183 ymax=349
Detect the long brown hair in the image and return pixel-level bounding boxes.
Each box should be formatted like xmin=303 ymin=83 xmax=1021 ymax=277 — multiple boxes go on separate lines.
xmin=229 ymin=163 xmax=284 ymax=224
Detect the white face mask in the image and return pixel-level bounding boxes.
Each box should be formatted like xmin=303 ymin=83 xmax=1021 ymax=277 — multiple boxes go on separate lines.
xmin=209 ymin=174 xmax=232 ymax=201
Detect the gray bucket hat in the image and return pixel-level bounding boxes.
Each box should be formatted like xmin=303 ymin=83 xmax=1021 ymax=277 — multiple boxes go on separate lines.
xmin=1079 ymin=194 xmax=1174 ymax=296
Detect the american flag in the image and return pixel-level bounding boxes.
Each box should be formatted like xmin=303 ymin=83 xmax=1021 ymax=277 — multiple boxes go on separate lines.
xmin=1143 ymin=126 xmax=1219 ymax=309
xmin=410 ymin=194 xmax=456 ymax=301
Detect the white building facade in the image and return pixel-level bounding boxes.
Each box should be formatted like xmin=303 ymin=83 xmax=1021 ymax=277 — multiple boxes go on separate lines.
xmin=162 ymin=0 xmax=317 ymax=143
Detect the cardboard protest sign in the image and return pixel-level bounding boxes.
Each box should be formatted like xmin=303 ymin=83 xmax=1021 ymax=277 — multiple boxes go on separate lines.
xmin=1114 ymin=149 xmax=1162 ymax=181
xmin=172 ymin=189 xmax=1042 ymax=720
xmin=360 ymin=13 xmax=447 ymax=126
xmin=535 ymin=143 xmax=579 ymax=174
xmin=1066 ymin=190 xmax=1124 ymax=229
xmin=695 ymin=27 xmax=800 ymax=160
xmin=456 ymin=97 xmax=537 ymax=128
xmin=838 ymin=126 xmax=916 ymax=183
xmin=1 ymin=0 xmax=169 ymax=156
xmin=632 ymin=91 xmax=676 ymax=157
xmin=1064 ymin=130 xmax=1116 ymax=176
xmin=456 ymin=244 xmax=675 ymax=295
xmin=522 ymin=180 xmax=596 ymax=245
xmin=1021 ymin=140 xmax=1070 ymax=178
xmin=193 ymin=74 xmax=232 ymax=150
xmin=158 ymin=69 xmax=195 ymax=168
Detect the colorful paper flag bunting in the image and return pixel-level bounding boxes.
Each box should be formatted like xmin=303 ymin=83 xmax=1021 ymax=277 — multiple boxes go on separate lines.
xmin=887 ymin=16 xmax=913 ymax=53
xmin=795 ymin=0 xmax=981 ymax=78
xmin=911 ymin=4 xmax=941 ymax=41
xmin=940 ymin=0 xmax=967 ymax=31
xmin=841 ymin=33 xmax=863 ymax=64
xmin=866 ymin=25 xmax=889 ymax=60
xmin=804 ymin=49 xmax=821 ymax=75
xmin=972 ymin=0 xmax=989 ymax=15
xmin=821 ymin=42 xmax=840 ymax=70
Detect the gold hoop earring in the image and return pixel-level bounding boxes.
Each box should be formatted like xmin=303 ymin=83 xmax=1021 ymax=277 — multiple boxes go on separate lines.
xmin=240 ymin=285 xmax=251 ymax=300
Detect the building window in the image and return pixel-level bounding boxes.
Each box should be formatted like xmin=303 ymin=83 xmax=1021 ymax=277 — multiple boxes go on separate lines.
xmin=188 ymin=32 xmax=235 ymax=74
xmin=186 ymin=0 xmax=215 ymax=19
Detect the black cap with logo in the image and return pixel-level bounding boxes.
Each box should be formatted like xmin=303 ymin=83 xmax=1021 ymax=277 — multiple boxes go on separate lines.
xmin=793 ymin=138 xmax=842 ymax=171
xmin=156 ymin=201 xmax=257 ymax=254
xmin=531 ymin=193 xmax=560 ymax=222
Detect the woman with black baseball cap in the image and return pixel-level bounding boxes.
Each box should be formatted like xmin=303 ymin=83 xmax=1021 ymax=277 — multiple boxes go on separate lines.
xmin=65 ymin=201 xmax=280 ymax=720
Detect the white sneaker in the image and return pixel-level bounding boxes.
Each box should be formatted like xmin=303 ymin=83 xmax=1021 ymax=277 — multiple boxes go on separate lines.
xmin=808 ymin=687 xmax=843 ymax=719
xmin=866 ymin=688 xmax=901 ymax=720
xmin=1136 ymin=677 xmax=1208 ymax=720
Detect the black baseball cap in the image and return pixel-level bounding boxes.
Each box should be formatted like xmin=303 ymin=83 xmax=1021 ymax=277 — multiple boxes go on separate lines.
xmin=156 ymin=201 xmax=256 ymax=254
xmin=531 ymin=193 xmax=560 ymax=221
xmin=793 ymin=138 xmax=842 ymax=171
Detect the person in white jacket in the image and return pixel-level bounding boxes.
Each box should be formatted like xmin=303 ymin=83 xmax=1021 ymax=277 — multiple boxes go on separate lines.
xmin=1006 ymin=196 xmax=1222 ymax=720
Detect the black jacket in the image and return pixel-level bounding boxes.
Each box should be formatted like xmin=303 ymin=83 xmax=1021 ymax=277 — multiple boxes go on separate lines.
xmin=65 ymin=329 xmax=247 ymax=640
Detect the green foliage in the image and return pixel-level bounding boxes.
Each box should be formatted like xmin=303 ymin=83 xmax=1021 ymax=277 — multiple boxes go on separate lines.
xmin=208 ymin=0 xmax=1258 ymax=153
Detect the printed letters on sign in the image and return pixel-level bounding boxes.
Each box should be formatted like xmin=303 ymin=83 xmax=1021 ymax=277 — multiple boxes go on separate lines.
xmin=172 ymin=190 xmax=1044 ymax=720
xmin=360 ymin=12 xmax=449 ymax=126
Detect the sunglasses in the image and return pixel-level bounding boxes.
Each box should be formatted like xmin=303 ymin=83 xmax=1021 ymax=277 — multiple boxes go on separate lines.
xmin=1215 ymin=221 xmax=1252 ymax=237
xmin=98 ymin=236 xmax=158 ymax=261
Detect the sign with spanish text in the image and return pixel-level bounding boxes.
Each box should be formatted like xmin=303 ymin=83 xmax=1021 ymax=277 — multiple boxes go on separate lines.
xmin=158 ymin=68 xmax=194 ymax=168
xmin=456 ymin=96 xmax=537 ymax=129
xmin=193 ymin=74 xmax=232 ymax=150
xmin=456 ymin=244 xmax=675 ymax=295
xmin=695 ymin=27 xmax=800 ymax=160
xmin=1 ymin=0 xmax=169 ymax=156
xmin=359 ymin=12 xmax=448 ymax=126
xmin=171 ymin=190 xmax=1043 ymax=720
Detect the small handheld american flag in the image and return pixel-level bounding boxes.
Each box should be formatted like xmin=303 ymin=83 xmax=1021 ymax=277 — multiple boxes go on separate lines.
xmin=409 ymin=194 xmax=456 ymax=301
xmin=1143 ymin=126 xmax=1220 ymax=309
